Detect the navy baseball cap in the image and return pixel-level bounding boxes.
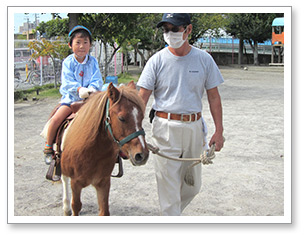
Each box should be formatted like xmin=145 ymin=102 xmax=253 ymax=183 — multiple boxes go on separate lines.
xmin=68 ymin=25 xmax=92 ymax=37
xmin=157 ymin=13 xmax=191 ymax=28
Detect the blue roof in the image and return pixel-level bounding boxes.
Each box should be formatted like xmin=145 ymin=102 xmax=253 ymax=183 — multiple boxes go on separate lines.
xmin=272 ymin=17 xmax=284 ymax=26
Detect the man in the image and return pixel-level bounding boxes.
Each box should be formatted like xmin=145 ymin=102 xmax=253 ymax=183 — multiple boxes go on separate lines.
xmin=137 ymin=13 xmax=224 ymax=216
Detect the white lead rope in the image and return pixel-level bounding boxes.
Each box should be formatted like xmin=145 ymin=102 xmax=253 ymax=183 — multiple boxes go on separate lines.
xmin=147 ymin=142 xmax=216 ymax=165
xmin=147 ymin=138 xmax=224 ymax=186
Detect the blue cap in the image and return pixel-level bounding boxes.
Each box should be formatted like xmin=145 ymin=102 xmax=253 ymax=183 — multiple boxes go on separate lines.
xmin=68 ymin=25 xmax=92 ymax=37
xmin=157 ymin=13 xmax=191 ymax=28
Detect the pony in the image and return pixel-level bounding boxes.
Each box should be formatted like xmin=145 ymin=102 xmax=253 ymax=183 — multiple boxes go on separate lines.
xmin=60 ymin=82 xmax=149 ymax=216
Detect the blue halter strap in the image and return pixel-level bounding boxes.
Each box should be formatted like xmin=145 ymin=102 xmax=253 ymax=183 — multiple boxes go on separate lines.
xmin=104 ymin=99 xmax=145 ymax=147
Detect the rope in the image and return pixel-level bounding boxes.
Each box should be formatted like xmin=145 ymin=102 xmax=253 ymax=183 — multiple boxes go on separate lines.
xmin=147 ymin=142 xmax=216 ymax=165
xmin=147 ymin=139 xmax=224 ymax=186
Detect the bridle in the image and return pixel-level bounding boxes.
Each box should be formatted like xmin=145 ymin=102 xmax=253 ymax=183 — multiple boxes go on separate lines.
xmin=104 ymin=98 xmax=145 ymax=147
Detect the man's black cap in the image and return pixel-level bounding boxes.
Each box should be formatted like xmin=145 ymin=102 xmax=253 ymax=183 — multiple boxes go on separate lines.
xmin=157 ymin=13 xmax=191 ymax=28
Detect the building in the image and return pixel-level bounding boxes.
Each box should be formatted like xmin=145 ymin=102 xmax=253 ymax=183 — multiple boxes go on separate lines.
xmin=18 ymin=21 xmax=39 ymax=40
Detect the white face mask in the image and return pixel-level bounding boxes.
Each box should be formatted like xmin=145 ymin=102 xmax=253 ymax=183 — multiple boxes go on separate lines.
xmin=163 ymin=30 xmax=187 ymax=49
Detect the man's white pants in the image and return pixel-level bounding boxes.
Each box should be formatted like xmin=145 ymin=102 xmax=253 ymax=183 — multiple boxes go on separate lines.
xmin=151 ymin=116 xmax=208 ymax=216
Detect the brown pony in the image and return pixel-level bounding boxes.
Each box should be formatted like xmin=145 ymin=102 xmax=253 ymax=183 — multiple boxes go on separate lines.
xmin=60 ymin=82 xmax=149 ymax=216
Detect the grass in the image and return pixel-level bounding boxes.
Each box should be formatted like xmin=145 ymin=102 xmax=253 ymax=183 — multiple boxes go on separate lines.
xmin=14 ymin=83 xmax=61 ymax=102
xmin=117 ymin=72 xmax=140 ymax=84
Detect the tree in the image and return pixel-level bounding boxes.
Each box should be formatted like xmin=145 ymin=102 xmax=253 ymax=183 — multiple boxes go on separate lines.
xmin=77 ymin=13 xmax=140 ymax=79
xmin=190 ymin=13 xmax=228 ymax=45
xmin=36 ymin=18 xmax=69 ymax=39
xmin=28 ymin=38 xmax=70 ymax=88
xmin=33 ymin=13 xmax=231 ymax=77
xmin=123 ymin=13 xmax=163 ymax=67
xmin=68 ymin=13 xmax=80 ymax=31
xmin=226 ymin=13 xmax=280 ymax=65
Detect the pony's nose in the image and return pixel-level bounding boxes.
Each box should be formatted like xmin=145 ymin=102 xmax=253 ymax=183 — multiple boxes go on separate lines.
xmin=134 ymin=152 xmax=149 ymax=165
xmin=135 ymin=153 xmax=143 ymax=162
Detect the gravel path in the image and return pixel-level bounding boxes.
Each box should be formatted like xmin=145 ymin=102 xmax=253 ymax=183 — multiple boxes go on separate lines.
xmin=12 ymin=66 xmax=285 ymax=220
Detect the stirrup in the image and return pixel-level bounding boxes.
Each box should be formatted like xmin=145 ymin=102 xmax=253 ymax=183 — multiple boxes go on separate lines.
xmin=46 ymin=158 xmax=61 ymax=182
xmin=111 ymin=156 xmax=123 ymax=178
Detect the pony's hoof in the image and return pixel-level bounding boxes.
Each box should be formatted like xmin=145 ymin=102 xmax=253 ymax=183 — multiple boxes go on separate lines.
xmin=64 ymin=210 xmax=72 ymax=216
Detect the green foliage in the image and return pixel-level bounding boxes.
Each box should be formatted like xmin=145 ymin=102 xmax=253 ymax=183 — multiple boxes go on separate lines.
xmin=117 ymin=72 xmax=139 ymax=84
xmin=226 ymin=13 xmax=277 ymax=43
xmin=28 ymin=38 xmax=70 ymax=60
xmin=14 ymin=83 xmax=61 ymax=101
xmin=225 ymin=13 xmax=281 ymax=65
xmin=35 ymin=18 xmax=69 ymax=39
xmin=78 ymin=13 xmax=139 ymax=47
xmin=190 ymin=13 xmax=228 ymax=44
xmin=131 ymin=14 xmax=164 ymax=51
xmin=28 ymin=38 xmax=70 ymax=87
xmin=14 ymin=90 xmax=25 ymax=101
xmin=34 ymin=13 xmax=285 ymax=67
xmin=15 ymin=34 xmax=27 ymax=40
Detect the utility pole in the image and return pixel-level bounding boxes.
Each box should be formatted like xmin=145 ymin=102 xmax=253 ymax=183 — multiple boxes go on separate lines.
xmin=34 ymin=13 xmax=40 ymax=39
xmin=24 ymin=15 xmax=30 ymax=40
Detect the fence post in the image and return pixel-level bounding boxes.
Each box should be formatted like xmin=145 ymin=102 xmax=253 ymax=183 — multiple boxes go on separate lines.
xmin=232 ymin=36 xmax=234 ymax=64
xmin=40 ymin=56 xmax=43 ymax=86
xmin=25 ymin=64 xmax=28 ymax=79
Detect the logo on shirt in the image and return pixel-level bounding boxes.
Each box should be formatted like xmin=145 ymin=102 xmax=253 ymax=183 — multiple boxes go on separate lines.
xmin=79 ymin=71 xmax=84 ymax=77
xmin=189 ymin=70 xmax=199 ymax=73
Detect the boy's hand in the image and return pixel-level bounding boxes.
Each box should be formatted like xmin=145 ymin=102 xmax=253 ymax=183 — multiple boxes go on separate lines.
xmin=79 ymin=87 xmax=90 ymax=98
xmin=88 ymin=87 xmax=97 ymax=93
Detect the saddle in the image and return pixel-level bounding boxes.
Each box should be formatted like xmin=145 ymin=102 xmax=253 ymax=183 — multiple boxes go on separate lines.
xmin=45 ymin=100 xmax=124 ymax=182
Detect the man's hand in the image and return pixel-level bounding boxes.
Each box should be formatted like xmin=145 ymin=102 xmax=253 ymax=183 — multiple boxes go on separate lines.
xmin=209 ymin=132 xmax=224 ymax=151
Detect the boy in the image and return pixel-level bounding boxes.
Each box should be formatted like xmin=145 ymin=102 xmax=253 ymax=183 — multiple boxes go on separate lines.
xmin=44 ymin=25 xmax=103 ymax=164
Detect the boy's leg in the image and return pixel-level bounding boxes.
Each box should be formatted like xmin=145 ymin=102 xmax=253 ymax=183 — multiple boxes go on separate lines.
xmin=46 ymin=105 xmax=72 ymax=146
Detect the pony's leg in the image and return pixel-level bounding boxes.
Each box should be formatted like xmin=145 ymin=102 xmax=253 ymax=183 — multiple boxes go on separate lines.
xmin=94 ymin=177 xmax=111 ymax=216
xmin=70 ymin=179 xmax=83 ymax=216
xmin=61 ymin=174 xmax=72 ymax=216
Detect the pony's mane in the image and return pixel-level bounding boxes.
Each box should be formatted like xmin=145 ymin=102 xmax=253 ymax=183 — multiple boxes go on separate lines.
xmin=64 ymin=86 xmax=145 ymax=152
xmin=115 ymin=86 xmax=145 ymax=114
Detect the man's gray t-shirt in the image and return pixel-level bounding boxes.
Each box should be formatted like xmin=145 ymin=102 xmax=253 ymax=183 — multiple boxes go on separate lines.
xmin=137 ymin=46 xmax=224 ymax=114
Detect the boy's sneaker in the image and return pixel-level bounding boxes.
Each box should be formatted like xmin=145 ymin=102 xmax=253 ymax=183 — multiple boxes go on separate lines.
xmin=44 ymin=145 xmax=53 ymax=165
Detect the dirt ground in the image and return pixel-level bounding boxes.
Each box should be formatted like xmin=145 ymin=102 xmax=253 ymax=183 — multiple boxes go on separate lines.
xmin=12 ymin=65 xmax=286 ymax=219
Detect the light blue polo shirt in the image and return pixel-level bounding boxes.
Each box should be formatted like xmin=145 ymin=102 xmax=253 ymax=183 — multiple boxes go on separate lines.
xmin=137 ymin=46 xmax=224 ymax=114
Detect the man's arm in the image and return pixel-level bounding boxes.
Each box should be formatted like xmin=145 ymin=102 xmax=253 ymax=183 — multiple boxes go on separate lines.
xmin=138 ymin=87 xmax=153 ymax=107
xmin=206 ymin=87 xmax=224 ymax=151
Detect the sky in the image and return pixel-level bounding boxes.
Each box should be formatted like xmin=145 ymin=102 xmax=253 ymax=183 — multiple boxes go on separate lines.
xmin=14 ymin=13 xmax=68 ymax=34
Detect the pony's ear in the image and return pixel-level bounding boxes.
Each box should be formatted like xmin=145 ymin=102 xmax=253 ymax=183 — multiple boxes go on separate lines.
xmin=127 ymin=80 xmax=136 ymax=89
xmin=107 ymin=82 xmax=120 ymax=103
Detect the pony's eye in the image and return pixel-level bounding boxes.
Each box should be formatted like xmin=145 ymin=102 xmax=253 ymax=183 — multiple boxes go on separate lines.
xmin=118 ymin=116 xmax=125 ymax=122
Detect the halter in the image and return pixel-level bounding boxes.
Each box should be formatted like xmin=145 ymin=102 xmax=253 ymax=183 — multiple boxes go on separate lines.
xmin=105 ymin=99 xmax=145 ymax=147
